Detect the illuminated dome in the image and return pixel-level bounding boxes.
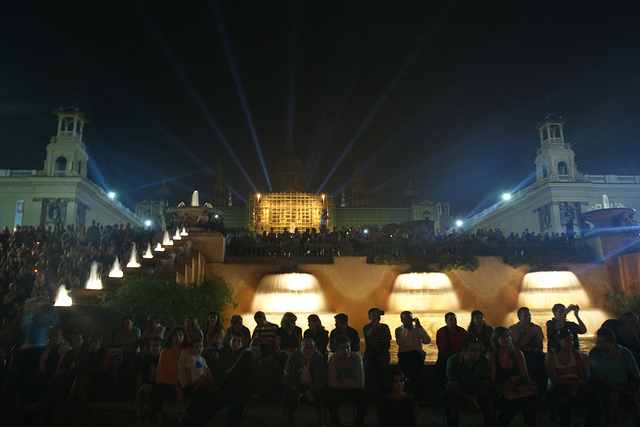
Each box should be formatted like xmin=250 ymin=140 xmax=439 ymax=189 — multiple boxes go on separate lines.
xmin=274 ymin=140 xmax=306 ymax=192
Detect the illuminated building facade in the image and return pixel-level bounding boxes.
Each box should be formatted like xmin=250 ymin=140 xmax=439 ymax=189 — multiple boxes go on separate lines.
xmin=249 ymin=192 xmax=332 ymax=234
xmin=464 ymin=115 xmax=640 ymax=235
xmin=0 ymin=108 xmax=143 ymax=228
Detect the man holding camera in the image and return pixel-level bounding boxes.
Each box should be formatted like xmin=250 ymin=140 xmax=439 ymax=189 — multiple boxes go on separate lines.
xmin=395 ymin=311 xmax=431 ymax=397
xmin=546 ymin=303 xmax=586 ymax=351
xmin=363 ymin=308 xmax=391 ymax=395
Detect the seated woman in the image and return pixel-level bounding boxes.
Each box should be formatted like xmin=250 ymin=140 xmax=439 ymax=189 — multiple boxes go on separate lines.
xmin=185 ymin=330 xmax=254 ymax=427
xmin=55 ymin=335 xmax=114 ymax=420
xmin=183 ymin=315 xmax=203 ymax=345
xmin=203 ymin=311 xmax=225 ymax=351
xmin=378 ymin=371 xmax=418 ymax=427
xmin=467 ymin=310 xmax=495 ymax=356
xmin=489 ymin=327 xmax=536 ymax=427
xmin=150 ymin=326 xmax=189 ymax=427
xmin=29 ymin=327 xmax=70 ymax=401
xmin=545 ymin=328 xmax=599 ymax=427
xmin=303 ymin=314 xmax=329 ymax=360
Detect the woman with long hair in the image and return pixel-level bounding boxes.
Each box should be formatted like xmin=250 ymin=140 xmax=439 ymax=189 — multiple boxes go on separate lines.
xmin=203 ymin=311 xmax=224 ymax=350
xmin=467 ymin=310 xmax=494 ymax=355
xmin=303 ymin=314 xmax=329 ymax=359
xmin=276 ymin=312 xmax=303 ymax=352
xmin=150 ymin=326 xmax=189 ymax=427
xmin=183 ymin=315 xmax=203 ymax=345
xmin=489 ymin=327 xmax=536 ymax=427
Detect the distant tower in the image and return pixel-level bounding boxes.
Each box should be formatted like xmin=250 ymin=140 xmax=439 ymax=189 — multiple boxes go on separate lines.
xmin=273 ymin=140 xmax=307 ymax=192
xmin=435 ymin=198 xmax=452 ymax=235
xmin=208 ymin=157 xmax=228 ymax=206
xmin=227 ymin=188 xmax=233 ymax=206
xmin=402 ymin=178 xmax=420 ymax=208
xmin=42 ymin=107 xmax=89 ymax=178
xmin=349 ymin=160 xmax=369 ymax=207
xmin=534 ymin=115 xmax=580 ymax=186
xmin=341 ymin=189 xmax=347 ymax=207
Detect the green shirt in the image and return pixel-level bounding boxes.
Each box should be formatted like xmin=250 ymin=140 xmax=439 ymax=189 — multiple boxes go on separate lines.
xmin=446 ymin=352 xmax=490 ymax=394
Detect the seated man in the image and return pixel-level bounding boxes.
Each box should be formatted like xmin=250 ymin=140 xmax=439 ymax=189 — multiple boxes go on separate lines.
xmin=509 ymin=307 xmax=545 ymax=387
xmin=327 ymin=335 xmax=367 ymax=427
xmin=283 ymin=338 xmax=328 ymax=427
xmin=221 ymin=314 xmax=251 ymax=348
xmin=546 ymin=303 xmax=586 ymax=350
xmin=445 ymin=337 xmax=494 ymax=427
xmin=602 ymin=312 xmax=640 ymax=362
xmin=589 ymin=327 xmax=640 ymax=427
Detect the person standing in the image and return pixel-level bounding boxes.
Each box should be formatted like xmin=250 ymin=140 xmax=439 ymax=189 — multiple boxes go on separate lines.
xmin=363 ymin=308 xmax=391 ymax=395
xmin=395 ymin=311 xmax=431 ymax=398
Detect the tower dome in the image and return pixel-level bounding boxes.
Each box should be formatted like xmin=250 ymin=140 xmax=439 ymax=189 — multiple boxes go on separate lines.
xmin=274 ymin=140 xmax=307 ymax=192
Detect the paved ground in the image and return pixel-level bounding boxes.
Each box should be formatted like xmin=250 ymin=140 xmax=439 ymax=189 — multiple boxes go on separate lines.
xmin=1 ymin=391 xmax=614 ymax=427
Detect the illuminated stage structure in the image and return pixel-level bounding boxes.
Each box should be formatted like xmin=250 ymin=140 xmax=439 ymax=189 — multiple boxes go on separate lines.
xmin=249 ymin=191 xmax=332 ymax=234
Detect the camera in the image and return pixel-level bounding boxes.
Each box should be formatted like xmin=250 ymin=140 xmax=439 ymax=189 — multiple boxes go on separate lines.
xmin=379 ymin=310 xmax=385 ymax=315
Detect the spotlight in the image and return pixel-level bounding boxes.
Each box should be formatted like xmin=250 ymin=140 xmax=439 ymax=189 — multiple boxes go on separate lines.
xmin=108 ymin=192 xmax=116 ymax=200
xmin=364 ymin=228 xmax=369 ymax=234
xmin=144 ymin=220 xmax=152 ymax=227
xmin=214 ymin=214 xmax=219 ymax=219
xmin=502 ymin=193 xmax=512 ymax=201
xmin=456 ymin=220 xmax=463 ymax=227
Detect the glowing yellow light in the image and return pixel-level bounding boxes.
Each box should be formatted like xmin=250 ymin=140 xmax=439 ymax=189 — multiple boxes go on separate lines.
xmin=388 ymin=273 xmax=459 ymax=311
xmin=54 ymin=285 xmax=72 ymax=306
xmin=251 ymin=273 xmax=327 ymax=313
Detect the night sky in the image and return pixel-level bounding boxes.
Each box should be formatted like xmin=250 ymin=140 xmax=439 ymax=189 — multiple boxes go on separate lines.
xmin=2 ymin=1 xmax=640 ymax=220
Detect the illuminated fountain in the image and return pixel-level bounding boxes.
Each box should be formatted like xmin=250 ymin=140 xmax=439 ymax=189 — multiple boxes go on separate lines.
xmin=162 ymin=231 xmax=173 ymax=246
xmin=154 ymin=242 xmax=165 ymax=252
xmin=191 ymin=190 xmax=199 ymax=207
xmin=245 ymin=272 xmax=333 ymax=331
xmin=387 ymin=272 xmax=469 ymax=336
xmin=514 ymin=271 xmax=608 ymax=336
xmin=108 ymin=256 xmax=124 ymax=278
xmin=180 ymin=226 xmax=188 ymax=237
xmin=126 ymin=244 xmax=141 ymax=268
xmin=54 ymin=285 xmax=72 ymax=306
xmin=143 ymin=243 xmax=154 ymax=259
xmin=173 ymin=228 xmax=182 ymax=241
xmin=86 ymin=261 xmax=103 ymax=290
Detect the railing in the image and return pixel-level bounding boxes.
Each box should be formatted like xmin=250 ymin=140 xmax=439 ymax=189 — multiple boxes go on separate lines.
xmin=0 ymin=169 xmax=37 ymax=177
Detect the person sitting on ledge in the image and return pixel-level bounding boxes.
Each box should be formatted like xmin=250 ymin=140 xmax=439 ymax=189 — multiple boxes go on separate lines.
xmin=378 ymin=370 xmax=418 ymax=427
xmin=546 ymin=303 xmax=586 ymax=351
xmin=445 ymin=337 xmax=494 ymax=427
xmin=467 ymin=310 xmax=495 ymax=356
xmin=327 ymin=335 xmax=367 ymax=427
xmin=589 ymin=327 xmax=640 ymax=427
xmin=186 ymin=330 xmax=254 ymax=427
xmin=283 ymin=338 xmax=328 ymax=427
xmin=221 ymin=314 xmax=251 ymax=348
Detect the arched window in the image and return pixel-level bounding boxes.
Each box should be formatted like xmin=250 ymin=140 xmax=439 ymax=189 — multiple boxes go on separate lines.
xmin=77 ymin=161 xmax=82 ymax=175
xmin=54 ymin=156 xmax=67 ymax=175
xmin=558 ymin=161 xmax=568 ymax=175
xmin=542 ymin=165 xmax=548 ymax=179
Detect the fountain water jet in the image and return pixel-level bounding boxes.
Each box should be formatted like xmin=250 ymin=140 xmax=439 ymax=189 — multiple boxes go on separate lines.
xmin=162 ymin=231 xmax=173 ymax=246
xmin=387 ymin=272 xmax=469 ymax=336
xmin=143 ymin=243 xmax=154 ymax=259
xmin=245 ymin=273 xmax=333 ymax=331
xmin=191 ymin=190 xmax=199 ymax=207
xmin=126 ymin=244 xmax=141 ymax=268
xmin=180 ymin=226 xmax=188 ymax=237
xmin=154 ymin=242 xmax=165 ymax=252
xmin=109 ymin=256 xmax=124 ymax=278
xmin=54 ymin=285 xmax=72 ymax=306
xmin=86 ymin=261 xmax=103 ymax=290
xmin=515 ymin=271 xmax=608 ymax=336
xmin=173 ymin=228 xmax=182 ymax=241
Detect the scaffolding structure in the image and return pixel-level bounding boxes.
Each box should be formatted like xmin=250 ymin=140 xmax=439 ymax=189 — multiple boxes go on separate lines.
xmin=249 ymin=192 xmax=332 ymax=234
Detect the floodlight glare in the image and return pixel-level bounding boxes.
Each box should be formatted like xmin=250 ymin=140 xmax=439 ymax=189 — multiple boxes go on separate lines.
xmin=144 ymin=220 xmax=152 ymax=227
xmin=456 ymin=220 xmax=463 ymax=227
xmin=502 ymin=193 xmax=512 ymax=201
xmin=364 ymin=228 xmax=369 ymax=234
xmin=108 ymin=192 xmax=116 ymax=200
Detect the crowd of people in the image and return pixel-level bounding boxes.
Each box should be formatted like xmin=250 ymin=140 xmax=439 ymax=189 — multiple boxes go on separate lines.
xmin=225 ymin=225 xmax=583 ymax=259
xmin=4 ymin=298 xmax=640 ymax=427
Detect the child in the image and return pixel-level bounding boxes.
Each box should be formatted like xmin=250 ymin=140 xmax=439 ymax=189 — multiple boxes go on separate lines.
xmin=135 ymin=337 xmax=162 ymax=426
xmin=178 ymin=338 xmax=213 ymax=425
